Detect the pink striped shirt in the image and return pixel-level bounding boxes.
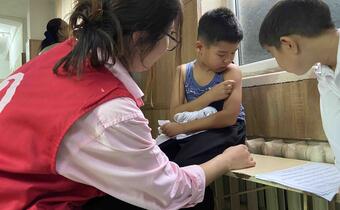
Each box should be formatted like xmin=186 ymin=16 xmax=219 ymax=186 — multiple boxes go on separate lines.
xmin=56 ymin=61 xmax=205 ymax=210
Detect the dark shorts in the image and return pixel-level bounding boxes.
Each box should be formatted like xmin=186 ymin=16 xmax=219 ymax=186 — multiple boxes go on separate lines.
xmin=159 ymin=119 xmax=246 ymax=166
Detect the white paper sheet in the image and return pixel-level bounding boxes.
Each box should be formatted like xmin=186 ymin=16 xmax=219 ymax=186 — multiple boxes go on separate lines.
xmin=255 ymin=163 xmax=340 ymax=201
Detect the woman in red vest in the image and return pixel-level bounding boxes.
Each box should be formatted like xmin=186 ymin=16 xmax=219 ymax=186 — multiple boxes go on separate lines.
xmin=0 ymin=0 xmax=255 ymax=209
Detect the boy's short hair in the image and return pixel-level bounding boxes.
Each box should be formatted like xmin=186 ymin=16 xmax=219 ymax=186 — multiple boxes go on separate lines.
xmin=259 ymin=0 xmax=335 ymax=48
xmin=198 ymin=7 xmax=243 ymax=45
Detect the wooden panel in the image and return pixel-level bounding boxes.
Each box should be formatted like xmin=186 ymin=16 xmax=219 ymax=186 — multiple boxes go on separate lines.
xmin=153 ymin=52 xmax=176 ymax=109
xmin=229 ymin=177 xmax=241 ymax=210
xmin=133 ymin=53 xmax=176 ymax=110
xmin=257 ymin=184 xmax=266 ymax=210
xmin=265 ymin=188 xmax=279 ymax=210
xmin=243 ymin=79 xmax=327 ymax=141
xmin=312 ymin=196 xmax=329 ymax=210
xmin=213 ymin=177 xmax=226 ymax=210
xmin=287 ymin=192 xmax=302 ymax=210
xmin=29 ymin=39 xmax=42 ymax=60
xmin=181 ymin=0 xmax=198 ymax=63
xmin=246 ymin=182 xmax=259 ymax=210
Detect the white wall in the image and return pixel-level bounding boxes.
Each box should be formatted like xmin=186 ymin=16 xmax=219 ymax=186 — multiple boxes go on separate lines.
xmin=0 ymin=0 xmax=28 ymax=18
xmin=200 ymin=0 xmax=227 ymax=15
xmin=0 ymin=18 xmax=23 ymax=78
xmin=26 ymin=0 xmax=56 ymax=60
xmin=0 ymin=0 xmax=28 ymax=56
xmin=0 ymin=0 xmax=55 ymax=77
xmin=0 ymin=58 xmax=10 ymax=79
xmin=9 ymin=24 xmax=23 ymax=71
xmin=61 ymin=0 xmax=73 ymax=21
xmin=27 ymin=0 xmax=56 ymax=40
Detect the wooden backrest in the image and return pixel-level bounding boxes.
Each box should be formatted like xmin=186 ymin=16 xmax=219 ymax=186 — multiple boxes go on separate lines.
xmin=243 ymin=79 xmax=326 ymax=141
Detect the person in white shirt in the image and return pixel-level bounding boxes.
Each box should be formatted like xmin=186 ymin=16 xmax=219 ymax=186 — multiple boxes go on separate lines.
xmin=259 ymin=0 xmax=340 ymax=171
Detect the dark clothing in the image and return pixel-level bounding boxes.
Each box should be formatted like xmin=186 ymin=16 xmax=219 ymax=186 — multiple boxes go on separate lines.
xmin=160 ymin=120 xmax=246 ymax=167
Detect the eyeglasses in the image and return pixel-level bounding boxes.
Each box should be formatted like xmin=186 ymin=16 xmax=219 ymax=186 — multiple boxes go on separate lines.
xmin=166 ymin=32 xmax=180 ymax=51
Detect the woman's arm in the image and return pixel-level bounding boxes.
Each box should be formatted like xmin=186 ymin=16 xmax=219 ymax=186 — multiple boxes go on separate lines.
xmin=57 ymin=97 xmax=254 ymax=209
xmin=201 ymin=144 xmax=255 ymax=185
xmin=57 ymin=98 xmax=206 ymax=209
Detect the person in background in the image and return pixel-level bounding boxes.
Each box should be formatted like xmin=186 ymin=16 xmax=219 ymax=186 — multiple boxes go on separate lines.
xmin=0 ymin=0 xmax=255 ymax=209
xmin=39 ymin=18 xmax=69 ymax=54
xmin=259 ymin=0 xmax=340 ymax=171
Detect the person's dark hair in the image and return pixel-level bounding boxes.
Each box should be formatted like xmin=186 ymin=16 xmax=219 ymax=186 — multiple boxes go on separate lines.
xmin=198 ymin=7 xmax=243 ymax=45
xmin=259 ymin=0 xmax=335 ymax=48
xmin=40 ymin=18 xmax=64 ymax=51
xmin=53 ymin=0 xmax=183 ymax=76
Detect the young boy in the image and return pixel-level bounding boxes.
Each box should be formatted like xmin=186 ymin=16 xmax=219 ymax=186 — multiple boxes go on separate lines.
xmin=259 ymin=0 xmax=340 ymax=170
xmin=161 ymin=7 xmax=245 ymax=164
xmin=159 ymin=7 xmax=246 ymax=210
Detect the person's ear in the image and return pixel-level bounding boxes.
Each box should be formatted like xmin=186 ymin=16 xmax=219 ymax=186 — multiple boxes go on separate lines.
xmin=57 ymin=27 xmax=68 ymax=42
xmin=280 ymin=36 xmax=299 ymax=54
xmin=132 ymin=31 xmax=147 ymax=45
xmin=57 ymin=30 xmax=64 ymax=41
xmin=196 ymin=40 xmax=204 ymax=54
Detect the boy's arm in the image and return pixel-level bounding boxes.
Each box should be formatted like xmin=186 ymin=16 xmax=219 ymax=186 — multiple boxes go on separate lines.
xmin=170 ymin=65 xmax=234 ymax=119
xmin=162 ymin=65 xmax=242 ymax=137
xmin=169 ymin=65 xmax=186 ymax=118
xmin=170 ymin=65 xmax=213 ymax=118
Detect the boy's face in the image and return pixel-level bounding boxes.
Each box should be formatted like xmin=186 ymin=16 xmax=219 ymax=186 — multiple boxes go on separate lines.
xmin=264 ymin=36 xmax=316 ymax=75
xmin=197 ymin=40 xmax=239 ymax=72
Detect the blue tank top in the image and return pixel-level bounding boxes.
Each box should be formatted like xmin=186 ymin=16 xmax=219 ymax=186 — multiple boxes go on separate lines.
xmin=184 ymin=61 xmax=245 ymax=121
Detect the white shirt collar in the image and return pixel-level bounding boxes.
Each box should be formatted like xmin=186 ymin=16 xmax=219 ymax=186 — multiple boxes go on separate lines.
xmin=105 ymin=60 xmax=144 ymax=107
xmin=315 ymin=31 xmax=340 ymax=79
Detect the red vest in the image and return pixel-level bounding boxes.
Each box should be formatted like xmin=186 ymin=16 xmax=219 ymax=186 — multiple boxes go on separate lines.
xmin=0 ymin=40 xmax=135 ymax=209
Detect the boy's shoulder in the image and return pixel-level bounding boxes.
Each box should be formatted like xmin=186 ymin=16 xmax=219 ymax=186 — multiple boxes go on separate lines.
xmin=225 ymin=63 xmax=240 ymax=71
xmin=177 ymin=61 xmax=194 ymax=71
xmin=177 ymin=63 xmax=187 ymax=71
xmin=176 ymin=64 xmax=186 ymax=75
xmin=222 ymin=63 xmax=242 ymax=81
xmin=176 ymin=62 xmax=194 ymax=78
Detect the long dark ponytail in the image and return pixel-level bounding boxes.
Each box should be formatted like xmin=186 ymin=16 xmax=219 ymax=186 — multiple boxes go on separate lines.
xmin=53 ymin=0 xmax=183 ymax=77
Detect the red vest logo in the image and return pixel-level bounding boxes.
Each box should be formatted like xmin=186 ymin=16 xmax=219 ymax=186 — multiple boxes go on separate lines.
xmin=0 ymin=73 xmax=24 ymax=113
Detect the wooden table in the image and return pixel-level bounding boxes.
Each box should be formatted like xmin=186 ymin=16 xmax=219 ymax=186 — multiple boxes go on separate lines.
xmin=217 ymin=154 xmax=339 ymax=210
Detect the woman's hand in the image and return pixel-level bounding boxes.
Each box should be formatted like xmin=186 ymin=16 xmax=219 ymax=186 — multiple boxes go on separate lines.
xmin=221 ymin=144 xmax=256 ymax=170
xmin=200 ymin=144 xmax=255 ymax=185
